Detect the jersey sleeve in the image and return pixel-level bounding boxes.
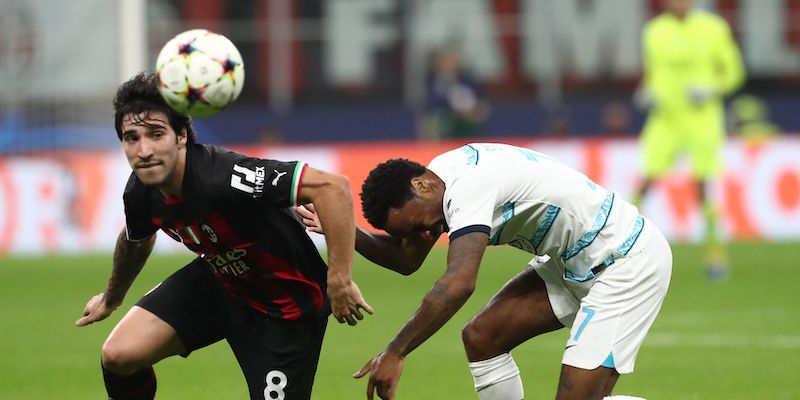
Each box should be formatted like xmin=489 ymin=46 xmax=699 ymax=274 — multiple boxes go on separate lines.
xmin=122 ymin=173 xmax=158 ymax=241
xmin=712 ymin=17 xmax=745 ymax=95
xmin=444 ymin=175 xmax=496 ymax=241
xmin=641 ymin=20 xmax=666 ymax=103
xmin=225 ymin=156 xmax=307 ymax=208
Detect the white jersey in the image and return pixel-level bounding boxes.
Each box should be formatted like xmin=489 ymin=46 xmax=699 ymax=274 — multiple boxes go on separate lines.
xmin=427 ymin=143 xmax=650 ymax=282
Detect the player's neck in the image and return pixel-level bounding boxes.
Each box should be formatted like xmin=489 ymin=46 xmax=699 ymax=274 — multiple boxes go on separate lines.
xmin=668 ymin=9 xmax=690 ymax=20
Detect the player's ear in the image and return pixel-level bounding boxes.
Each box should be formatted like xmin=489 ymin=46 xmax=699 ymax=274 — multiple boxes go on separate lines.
xmin=176 ymin=127 xmax=188 ymax=146
xmin=411 ymin=174 xmax=437 ymax=195
xmin=410 ymin=176 xmax=428 ymax=194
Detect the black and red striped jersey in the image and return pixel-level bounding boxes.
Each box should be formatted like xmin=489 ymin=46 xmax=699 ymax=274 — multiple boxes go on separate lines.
xmin=123 ymin=144 xmax=330 ymax=320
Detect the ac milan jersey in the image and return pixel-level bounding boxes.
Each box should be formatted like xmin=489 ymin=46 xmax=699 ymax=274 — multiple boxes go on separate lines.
xmin=123 ymin=144 xmax=330 ymax=320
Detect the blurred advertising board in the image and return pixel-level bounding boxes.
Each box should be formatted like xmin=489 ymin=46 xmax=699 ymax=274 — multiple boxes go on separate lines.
xmin=0 ymin=138 xmax=798 ymax=255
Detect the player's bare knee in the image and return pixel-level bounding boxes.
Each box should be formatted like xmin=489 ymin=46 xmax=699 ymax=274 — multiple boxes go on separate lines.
xmin=462 ymin=320 xmax=496 ymax=358
xmin=101 ymin=341 xmax=145 ymax=375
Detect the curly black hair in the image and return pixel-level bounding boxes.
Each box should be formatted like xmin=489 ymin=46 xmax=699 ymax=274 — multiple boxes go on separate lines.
xmin=113 ymin=72 xmax=197 ymax=144
xmin=360 ymin=158 xmax=428 ymax=229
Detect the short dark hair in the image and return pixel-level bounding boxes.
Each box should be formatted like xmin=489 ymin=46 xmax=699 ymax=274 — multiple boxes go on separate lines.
xmin=360 ymin=158 xmax=427 ymax=229
xmin=113 ymin=72 xmax=196 ymax=144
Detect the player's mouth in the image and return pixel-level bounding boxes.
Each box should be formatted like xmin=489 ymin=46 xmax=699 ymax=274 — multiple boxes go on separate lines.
xmin=136 ymin=161 xmax=162 ymax=170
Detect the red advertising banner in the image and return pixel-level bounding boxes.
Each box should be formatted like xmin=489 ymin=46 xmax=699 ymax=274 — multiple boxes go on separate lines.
xmin=1 ymin=137 xmax=798 ymax=255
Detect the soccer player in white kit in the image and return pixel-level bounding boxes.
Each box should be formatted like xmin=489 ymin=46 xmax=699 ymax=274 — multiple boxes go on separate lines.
xmin=298 ymin=143 xmax=672 ymax=399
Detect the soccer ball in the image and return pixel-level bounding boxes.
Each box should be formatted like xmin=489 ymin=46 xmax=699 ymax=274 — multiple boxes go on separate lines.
xmin=155 ymin=29 xmax=245 ymax=117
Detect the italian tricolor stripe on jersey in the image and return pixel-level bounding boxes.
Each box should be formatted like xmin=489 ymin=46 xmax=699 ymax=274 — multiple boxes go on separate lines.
xmin=290 ymin=162 xmax=307 ymax=207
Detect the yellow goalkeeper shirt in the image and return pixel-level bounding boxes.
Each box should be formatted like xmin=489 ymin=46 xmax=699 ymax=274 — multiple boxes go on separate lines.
xmin=642 ymin=9 xmax=745 ymax=120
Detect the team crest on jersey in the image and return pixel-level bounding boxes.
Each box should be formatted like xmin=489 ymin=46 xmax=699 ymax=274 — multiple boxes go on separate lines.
xmin=231 ymin=164 xmax=266 ymax=198
xmin=201 ymin=224 xmax=218 ymax=243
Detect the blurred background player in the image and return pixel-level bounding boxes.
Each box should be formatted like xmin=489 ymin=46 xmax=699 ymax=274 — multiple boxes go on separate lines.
xmin=419 ymin=46 xmax=491 ymax=141
xmin=76 ymin=73 xmax=372 ymax=400
xmin=633 ymin=0 xmax=745 ymax=279
xmin=729 ymin=94 xmax=780 ymax=146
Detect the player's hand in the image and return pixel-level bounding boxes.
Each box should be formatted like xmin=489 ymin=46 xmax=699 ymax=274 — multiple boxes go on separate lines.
xmin=75 ymin=292 xmax=118 ymax=327
xmin=633 ymin=86 xmax=656 ymax=110
xmin=687 ymin=85 xmax=717 ymax=106
xmin=353 ymin=351 xmax=404 ymax=400
xmin=295 ymin=204 xmax=324 ymax=234
xmin=327 ymin=278 xmax=374 ymax=326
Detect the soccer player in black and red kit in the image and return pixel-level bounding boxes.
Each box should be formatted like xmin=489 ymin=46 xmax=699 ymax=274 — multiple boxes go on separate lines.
xmin=76 ymin=72 xmax=373 ymax=400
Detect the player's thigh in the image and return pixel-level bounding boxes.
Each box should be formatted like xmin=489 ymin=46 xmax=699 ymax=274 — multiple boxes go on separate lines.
xmin=641 ymin=121 xmax=679 ymax=178
xmin=126 ymin=260 xmax=231 ymax=361
xmin=556 ymin=364 xmax=619 ymax=400
xmin=463 ymin=266 xmax=563 ymax=361
xmin=688 ymin=122 xmax=724 ymax=179
xmin=228 ymin=315 xmax=328 ymax=400
xmin=102 ymin=306 xmax=186 ymax=372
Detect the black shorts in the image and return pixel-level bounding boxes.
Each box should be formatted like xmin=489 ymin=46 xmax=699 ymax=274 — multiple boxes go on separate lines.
xmin=136 ymin=258 xmax=328 ymax=400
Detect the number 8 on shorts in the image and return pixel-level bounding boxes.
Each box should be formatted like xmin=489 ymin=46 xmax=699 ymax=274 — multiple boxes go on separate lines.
xmin=264 ymin=370 xmax=287 ymax=400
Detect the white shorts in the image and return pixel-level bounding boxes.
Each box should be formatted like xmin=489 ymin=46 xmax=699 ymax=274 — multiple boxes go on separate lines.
xmin=531 ymin=220 xmax=672 ymax=374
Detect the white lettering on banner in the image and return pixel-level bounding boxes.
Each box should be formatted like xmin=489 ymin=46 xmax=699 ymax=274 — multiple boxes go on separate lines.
xmin=601 ymin=140 xmax=701 ymax=241
xmin=321 ymin=0 xmax=800 ymax=85
xmin=2 ymin=140 xmax=800 ymax=255
xmin=521 ymin=0 xmax=644 ymax=80
xmin=740 ymin=143 xmax=800 ymax=239
xmin=741 ymin=0 xmax=800 ymax=74
xmin=5 ymin=160 xmax=80 ymax=253
xmin=598 ymin=141 xmax=642 ymax=199
xmin=86 ymin=155 xmax=130 ymax=250
xmin=0 ymin=165 xmax=13 ymax=252
xmin=325 ymin=0 xmax=396 ymax=85
xmin=409 ymin=0 xmax=504 ymax=80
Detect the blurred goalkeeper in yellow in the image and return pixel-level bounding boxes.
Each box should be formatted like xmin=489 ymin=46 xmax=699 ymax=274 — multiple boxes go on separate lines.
xmin=634 ymin=0 xmax=745 ymax=279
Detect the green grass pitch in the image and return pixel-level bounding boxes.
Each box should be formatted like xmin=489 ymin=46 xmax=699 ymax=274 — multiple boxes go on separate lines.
xmin=1 ymin=242 xmax=798 ymax=399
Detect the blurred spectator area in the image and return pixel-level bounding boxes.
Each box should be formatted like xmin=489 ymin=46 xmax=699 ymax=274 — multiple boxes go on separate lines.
xmin=2 ymin=0 xmax=800 ymax=151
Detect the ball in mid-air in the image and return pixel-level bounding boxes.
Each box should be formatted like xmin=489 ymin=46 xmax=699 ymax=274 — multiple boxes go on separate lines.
xmin=155 ymin=29 xmax=245 ymax=117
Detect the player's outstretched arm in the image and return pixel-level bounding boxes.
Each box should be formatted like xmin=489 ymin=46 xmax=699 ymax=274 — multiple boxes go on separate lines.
xmin=354 ymin=231 xmax=487 ymax=399
xmin=355 ymin=227 xmax=438 ymax=275
xmin=75 ymin=229 xmax=156 ymax=327
xmin=297 ymin=167 xmax=373 ymax=326
xmin=295 ymin=203 xmax=437 ymax=275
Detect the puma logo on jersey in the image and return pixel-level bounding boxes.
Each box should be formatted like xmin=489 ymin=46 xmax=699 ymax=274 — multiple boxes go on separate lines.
xmin=272 ymin=170 xmax=288 ymax=186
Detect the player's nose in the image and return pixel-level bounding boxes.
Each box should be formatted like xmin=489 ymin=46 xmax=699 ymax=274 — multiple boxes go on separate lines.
xmin=137 ymin=138 xmax=154 ymax=158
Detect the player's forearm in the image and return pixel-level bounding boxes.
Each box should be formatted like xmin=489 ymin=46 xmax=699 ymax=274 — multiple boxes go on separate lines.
xmin=385 ymin=235 xmax=484 ymax=355
xmin=104 ymin=230 xmax=155 ymax=306
xmin=719 ymin=50 xmax=745 ymax=95
xmin=313 ymin=177 xmax=356 ymax=281
xmin=355 ymin=227 xmax=425 ymax=275
xmin=385 ymin=277 xmax=474 ymax=357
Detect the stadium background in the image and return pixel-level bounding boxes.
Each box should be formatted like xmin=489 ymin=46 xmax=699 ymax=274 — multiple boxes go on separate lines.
xmin=0 ymin=0 xmax=798 ymax=399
